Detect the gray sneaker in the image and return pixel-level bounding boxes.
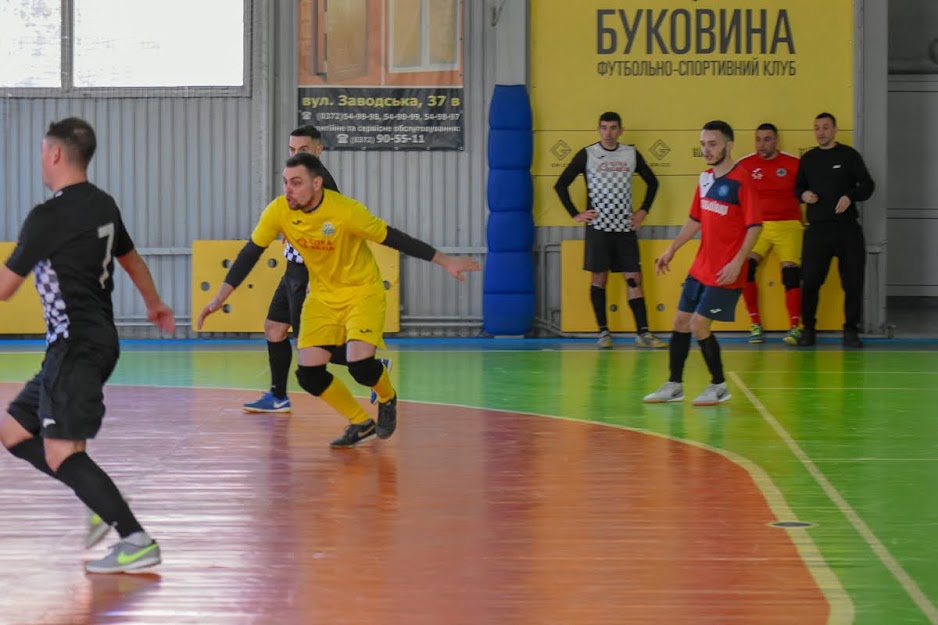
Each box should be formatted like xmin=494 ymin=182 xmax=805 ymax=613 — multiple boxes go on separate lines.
xmin=85 ymin=511 xmax=112 ymax=549
xmin=597 ymin=330 xmax=613 ymax=349
xmin=692 ymin=382 xmax=731 ymax=406
xmin=85 ymin=534 xmax=161 ymax=574
xmin=643 ymin=381 xmax=684 ymax=403
xmin=635 ymin=332 xmax=667 ymax=348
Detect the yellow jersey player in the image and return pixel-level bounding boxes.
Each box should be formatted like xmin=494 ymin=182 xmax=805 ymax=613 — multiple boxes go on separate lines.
xmin=197 ymin=152 xmax=480 ymax=447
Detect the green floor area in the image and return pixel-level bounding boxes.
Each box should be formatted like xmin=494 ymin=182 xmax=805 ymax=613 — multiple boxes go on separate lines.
xmin=1 ymin=338 xmax=936 ymax=624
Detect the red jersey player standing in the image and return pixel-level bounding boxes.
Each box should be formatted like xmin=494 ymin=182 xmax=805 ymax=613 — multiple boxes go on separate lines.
xmin=737 ymin=123 xmax=804 ymax=345
xmin=643 ymin=121 xmax=762 ymax=406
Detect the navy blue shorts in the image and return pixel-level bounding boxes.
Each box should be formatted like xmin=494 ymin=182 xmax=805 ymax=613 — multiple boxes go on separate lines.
xmin=677 ymin=275 xmax=741 ymax=322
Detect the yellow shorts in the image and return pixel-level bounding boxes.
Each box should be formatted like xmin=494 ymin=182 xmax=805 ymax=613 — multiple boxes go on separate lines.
xmin=297 ymin=290 xmax=386 ymax=350
xmin=751 ymin=220 xmax=804 ymax=265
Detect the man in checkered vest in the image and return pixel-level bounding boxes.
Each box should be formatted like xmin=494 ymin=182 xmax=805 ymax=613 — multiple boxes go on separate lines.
xmin=555 ymin=111 xmax=667 ymax=349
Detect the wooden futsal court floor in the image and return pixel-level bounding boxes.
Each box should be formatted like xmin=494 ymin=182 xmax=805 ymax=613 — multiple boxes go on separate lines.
xmin=0 ymin=338 xmax=936 ymax=624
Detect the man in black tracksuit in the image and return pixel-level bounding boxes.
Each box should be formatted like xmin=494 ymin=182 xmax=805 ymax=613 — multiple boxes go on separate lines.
xmin=794 ymin=112 xmax=875 ymax=348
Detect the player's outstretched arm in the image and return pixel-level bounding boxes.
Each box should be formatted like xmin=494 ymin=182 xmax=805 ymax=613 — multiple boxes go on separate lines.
xmin=432 ymin=251 xmax=481 ymax=282
xmin=197 ymin=240 xmax=266 ymax=330
xmin=380 ymin=227 xmax=480 ymax=281
xmin=0 ymin=265 xmax=27 ymax=302
xmin=117 ymin=250 xmax=175 ymax=334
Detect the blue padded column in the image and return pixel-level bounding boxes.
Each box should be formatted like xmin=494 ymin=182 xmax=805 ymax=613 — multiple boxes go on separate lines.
xmin=484 ymin=84 xmax=535 ymax=335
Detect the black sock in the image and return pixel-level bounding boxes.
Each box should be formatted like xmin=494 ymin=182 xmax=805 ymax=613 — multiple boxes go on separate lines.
xmin=590 ymin=286 xmax=608 ymax=330
xmin=628 ymin=297 xmax=650 ymax=334
xmin=698 ymin=335 xmax=725 ymax=384
xmin=55 ymin=452 xmax=144 ymax=539
xmin=268 ymin=339 xmax=292 ymax=399
xmin=669 ymin=331 xmax=692 ymax=382
xmin=8 ymin=438 xmax=58 ymax=479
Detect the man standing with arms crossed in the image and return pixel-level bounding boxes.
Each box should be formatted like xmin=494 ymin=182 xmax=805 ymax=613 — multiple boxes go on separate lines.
xmin=738 ymin=123 xmax=804 ymax=345
xmin=554 ymin=111 xmax=666 ymax=349
xmin=794 ymin=113 xmax=875 ymax=348
xmin=643 ymin=121 xmax=762 ymax=405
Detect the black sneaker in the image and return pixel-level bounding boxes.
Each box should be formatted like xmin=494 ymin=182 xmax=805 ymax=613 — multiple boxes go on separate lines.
xmin=843 ymin=329 xmax=864 ymax=348
xmin=796 ymin=328 xmax=816 ymax=347
xmin=330 ymin=419 xmax=376 ymax=448
xmin=377 ymin=394 xmax=398 ymax=440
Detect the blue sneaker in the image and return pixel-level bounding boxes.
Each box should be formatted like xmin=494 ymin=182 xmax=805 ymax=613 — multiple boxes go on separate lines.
xmin=370 ymin=358 xmax=393 ymax=404
xmin=243 ymin=392 xmax=291 ymax=413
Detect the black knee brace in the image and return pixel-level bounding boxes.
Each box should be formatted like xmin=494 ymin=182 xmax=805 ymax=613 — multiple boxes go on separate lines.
xmin=347 ymin=357 xmax=384 ymax=387
xmin=747 ymin=257 xmax=758 ymax=282
xmin=782 ymin=265 xmax=801 ymax=290
xmin=626 ymin=277 xmax=638 ymax=288
xmin=295 ymin=365 xmax=333 ymax=396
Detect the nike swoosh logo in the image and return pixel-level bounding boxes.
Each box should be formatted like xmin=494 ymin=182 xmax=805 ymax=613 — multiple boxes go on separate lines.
xmin=273 ymin=399 xmax=289 ymax=409
xmin=116 ymin=543 xmax=159 ymax=565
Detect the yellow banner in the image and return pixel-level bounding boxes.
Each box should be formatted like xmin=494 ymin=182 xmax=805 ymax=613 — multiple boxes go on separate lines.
xmin=531 ymin=1 xmax=854 ymax=226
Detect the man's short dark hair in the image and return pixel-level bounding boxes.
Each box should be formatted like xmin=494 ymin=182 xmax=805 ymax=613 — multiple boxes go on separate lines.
xmin=291 ymin=124 xmax=323 ymax=141
xmin=815 ymin=112 xmax=837 ymax=126
xmin=702 ymin=120 xmax=734 ymax=142
xmin=46 ymin=117 xmax=97 ymax=168
xmin=599 ymin=111 xmax=622 ymax=126
xmin=285 ymin=151 xmax=325 ymax=178
xmin=756 ymin=123 xmax=778 ymax=134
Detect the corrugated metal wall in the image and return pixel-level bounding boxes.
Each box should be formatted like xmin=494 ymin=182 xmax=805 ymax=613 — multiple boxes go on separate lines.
xmin=272 ymin=1 xmax=493 ymax=333
xmin=1 ymin=0 xmax=496 ymax=336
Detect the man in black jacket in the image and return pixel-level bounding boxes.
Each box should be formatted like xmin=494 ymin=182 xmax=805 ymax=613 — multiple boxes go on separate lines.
xmin=794 ymin=112 xmax=875 ymax=348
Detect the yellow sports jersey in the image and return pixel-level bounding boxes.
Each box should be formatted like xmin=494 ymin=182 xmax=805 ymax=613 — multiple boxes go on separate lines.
xmin=251 ymin=190 xmax=388 ymax=304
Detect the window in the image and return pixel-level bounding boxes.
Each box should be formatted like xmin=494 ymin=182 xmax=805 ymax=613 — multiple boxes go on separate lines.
xmin=889 ymin=0 xmax=938 ymax=75
xmin=0 ymin=0 xmax=246 ymax=92
xmin=389 ymin=0 xmax=460 ymax=72
xmin=0 ymin=0 xmax=60 ymax=88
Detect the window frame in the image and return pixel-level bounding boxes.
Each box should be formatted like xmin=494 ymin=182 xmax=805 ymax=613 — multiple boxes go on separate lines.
xmin=0 ymin=0 xmax=252 ymax=98
xmin=387 ymin=0 xmax=461 ymax=74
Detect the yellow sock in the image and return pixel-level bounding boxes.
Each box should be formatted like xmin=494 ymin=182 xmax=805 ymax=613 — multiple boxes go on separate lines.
xmin=372 ymin=366 xmax=396 ymax=404
xmin=320 ymin=378 xmax=370 ymax=424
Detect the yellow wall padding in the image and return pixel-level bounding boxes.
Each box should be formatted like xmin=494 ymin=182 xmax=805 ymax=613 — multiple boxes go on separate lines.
xmin=0 ymin=242 xmax=46 ymax=334
xmin=560 ymin=239 xmax=845 ymax=333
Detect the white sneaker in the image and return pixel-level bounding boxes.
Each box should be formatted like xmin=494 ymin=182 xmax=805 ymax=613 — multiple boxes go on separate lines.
xmin=597 ymin=330 xmax=613 ymax=349
xmin=643 ymin=381 xmax=684 ymax=403
xmin=692 ymin=382 xmax=731 ymax=406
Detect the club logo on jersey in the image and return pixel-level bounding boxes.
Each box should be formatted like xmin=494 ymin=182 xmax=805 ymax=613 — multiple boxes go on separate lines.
xmin=717 ymin=184 xmax=729 ymax=198
xmin=294 ymin=237 xmax=336 ymax=251
xmin=750 ymin=168 xmax=764 ymax=180
xmin=321 ymin=222 xmax=336 ymax=236
xmin=597 ymin=161 xmax=631 ymax=173
xmin=776 ymin=168 xmax=788 ymax=177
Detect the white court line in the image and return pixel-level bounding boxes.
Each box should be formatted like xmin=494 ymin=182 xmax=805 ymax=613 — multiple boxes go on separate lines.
xmin=729 ymin=371 xmax=938 ymax=625
xmin=745 ymin=386 xmax=936 ymax=391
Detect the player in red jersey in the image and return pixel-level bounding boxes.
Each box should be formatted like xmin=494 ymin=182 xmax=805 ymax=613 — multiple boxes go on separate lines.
xmin=737 ymin=124 xmax=804 ymax=345
xmin=643 ymin=121 xmax=762 ymax=406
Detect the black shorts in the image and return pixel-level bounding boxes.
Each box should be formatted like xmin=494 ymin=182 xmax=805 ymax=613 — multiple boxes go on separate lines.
xmin=267 ymin=260 xmax=308 ymax=333
xmin=7 ymin=339 xmax=119 ymax=440
xmin=584 ymin=227 xmax=641 ymax=273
